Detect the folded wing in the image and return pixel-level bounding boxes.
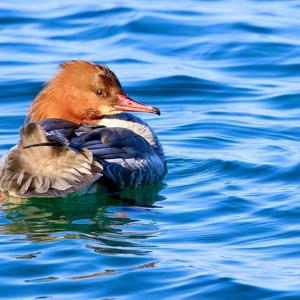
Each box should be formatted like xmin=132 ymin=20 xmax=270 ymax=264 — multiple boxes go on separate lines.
xmin=70 ymin=125 xmax=166 ymax=189
xmin=0 ymin=122 xmax=102 ymax=197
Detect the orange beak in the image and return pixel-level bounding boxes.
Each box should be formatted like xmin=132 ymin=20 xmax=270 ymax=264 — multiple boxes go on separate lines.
xmin=114 ymin=94 xmax=161 ymax=115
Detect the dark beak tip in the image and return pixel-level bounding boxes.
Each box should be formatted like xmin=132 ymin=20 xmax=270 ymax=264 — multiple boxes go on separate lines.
xmin=154 ymin=107 xmax=161 ymax=116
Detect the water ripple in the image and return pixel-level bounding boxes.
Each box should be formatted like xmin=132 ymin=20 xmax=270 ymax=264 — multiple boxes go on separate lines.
xmin=1 ymin=0 xmax=300 ymax=299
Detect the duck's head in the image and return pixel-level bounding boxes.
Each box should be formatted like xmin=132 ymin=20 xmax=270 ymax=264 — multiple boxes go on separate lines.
xmin=28 ymin=61 xmax=160 ymax=124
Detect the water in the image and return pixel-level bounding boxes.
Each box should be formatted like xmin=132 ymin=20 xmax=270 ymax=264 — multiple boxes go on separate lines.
xmin=1 ymin=0 xmax=300 ymax=299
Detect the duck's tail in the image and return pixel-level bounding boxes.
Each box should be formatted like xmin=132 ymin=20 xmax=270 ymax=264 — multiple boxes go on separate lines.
xmin=0 ymin=123 xmax=102 ymax=198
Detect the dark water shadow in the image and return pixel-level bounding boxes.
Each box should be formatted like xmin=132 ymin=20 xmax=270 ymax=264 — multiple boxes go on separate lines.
xmin=0 ymin=183 xmax=166 ymax=254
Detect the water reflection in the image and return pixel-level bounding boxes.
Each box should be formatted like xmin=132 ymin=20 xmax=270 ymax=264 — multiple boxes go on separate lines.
xmin=0 ymin=183 xmax=165 ymax=255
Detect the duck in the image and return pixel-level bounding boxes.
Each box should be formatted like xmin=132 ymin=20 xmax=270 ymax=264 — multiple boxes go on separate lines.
xmin=0 ymin=61 xmax=166 ymax=198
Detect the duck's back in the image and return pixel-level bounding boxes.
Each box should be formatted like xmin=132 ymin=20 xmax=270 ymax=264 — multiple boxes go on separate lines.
xmin=43 ymin=113 xmax=166 ymax=190
xmin=63 ymin=113 xmax=166 ymax=189
xmin=0 ymin=114 xmax=166 ymax=197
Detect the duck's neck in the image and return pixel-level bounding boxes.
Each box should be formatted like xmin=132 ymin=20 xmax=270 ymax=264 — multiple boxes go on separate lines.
xmin=97 ymin=113 xmax=159 ymax=147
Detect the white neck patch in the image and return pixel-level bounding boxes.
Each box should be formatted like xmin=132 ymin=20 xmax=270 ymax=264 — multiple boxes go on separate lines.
xmin=97 ymin=113 xmax=159 ymax=147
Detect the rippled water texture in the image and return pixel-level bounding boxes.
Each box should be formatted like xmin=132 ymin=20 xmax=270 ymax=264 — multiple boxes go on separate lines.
xmin=1 ymin=1 xmax=300 ymax=299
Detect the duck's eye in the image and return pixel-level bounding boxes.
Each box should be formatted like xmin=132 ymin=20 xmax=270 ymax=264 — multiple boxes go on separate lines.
xmin=96 ymin=89 xmax=106 ymax=96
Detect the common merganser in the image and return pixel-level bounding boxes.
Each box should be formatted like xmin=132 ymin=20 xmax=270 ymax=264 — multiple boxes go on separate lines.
xmin=0 ymin=61 xmax=166 ymax=198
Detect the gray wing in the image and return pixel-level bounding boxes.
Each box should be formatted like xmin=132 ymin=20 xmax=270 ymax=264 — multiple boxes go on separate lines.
xmin=0 ymin=122 xmax=102 ymax=198
xmin=70 ymin=126 xmax=166 ymax=189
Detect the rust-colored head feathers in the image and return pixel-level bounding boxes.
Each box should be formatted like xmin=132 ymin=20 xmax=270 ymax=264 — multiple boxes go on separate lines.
xmin=28 ymin=61 xmax=160 ymax=125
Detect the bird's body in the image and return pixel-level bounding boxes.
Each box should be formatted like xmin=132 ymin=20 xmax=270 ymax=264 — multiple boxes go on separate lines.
xmin=0 ymin=61 xmax=166 ymax=198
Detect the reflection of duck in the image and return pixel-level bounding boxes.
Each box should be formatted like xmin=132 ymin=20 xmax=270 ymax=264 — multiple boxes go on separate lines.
xmin=0 ymin=61 xmax=166 ymax=198
xmin=1 ymin=185 xmax=164 ymax=253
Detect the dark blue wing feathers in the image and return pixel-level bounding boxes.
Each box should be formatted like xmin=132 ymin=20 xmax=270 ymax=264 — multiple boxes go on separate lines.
xmin=39 ymin=118 xmax=78 ymax=145
xmin=38 ymin=118 xmax=165 ymax=188
xmin=69 ymin=126 xmax=151 ymax=159
xmin=39 ymin=118 xmax=78 ymax=138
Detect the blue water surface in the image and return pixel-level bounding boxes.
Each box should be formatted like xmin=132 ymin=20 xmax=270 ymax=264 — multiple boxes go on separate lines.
xmin=1 ymin=0 xmax=300 ymax=299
